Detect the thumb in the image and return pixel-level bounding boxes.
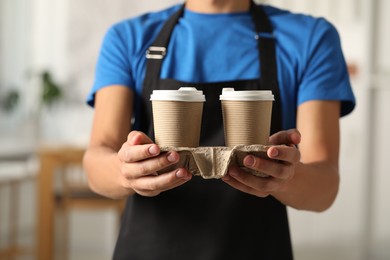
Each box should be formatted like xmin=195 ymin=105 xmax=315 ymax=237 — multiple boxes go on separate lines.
xmin=269 ymin=129 xmax=301 ymax=146
xmin=127 ymin=131 xmax=154 ymax=146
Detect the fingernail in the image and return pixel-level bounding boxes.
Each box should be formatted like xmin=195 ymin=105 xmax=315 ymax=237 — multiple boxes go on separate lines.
xmin=176 ymin=169 xmax=191 ymax=180
xmin=167 ymin=152 xmax=178 ymax=163
xmin=148 ymin=145 xmax=159 ymax=155
xmin=244 ymin=156 xmax=255 ymax=167
xmin=176 ymin=169 xmax=184 ymax=178
xmin=270 ymin=148 xmax=279 ymax=157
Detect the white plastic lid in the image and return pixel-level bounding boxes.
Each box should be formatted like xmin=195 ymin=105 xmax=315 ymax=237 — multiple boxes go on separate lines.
xmin=219 ymin=88 xmax=274 ymax=101
xmin=150 ymin=87 xmax=205 ymax=102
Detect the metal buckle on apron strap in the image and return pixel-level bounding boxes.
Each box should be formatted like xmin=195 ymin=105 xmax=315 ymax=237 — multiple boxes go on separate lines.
xmin=146 ymin=46 xmax=166 ymax=59
xmin=254 ymin=32 xmax=275 ymax=40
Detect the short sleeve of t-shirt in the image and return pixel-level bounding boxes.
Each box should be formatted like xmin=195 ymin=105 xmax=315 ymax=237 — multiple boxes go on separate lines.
xmin=87 ymin=24 xmax=135 ymax=107
xmin=297 ymin=18 xmax=355 ymax=117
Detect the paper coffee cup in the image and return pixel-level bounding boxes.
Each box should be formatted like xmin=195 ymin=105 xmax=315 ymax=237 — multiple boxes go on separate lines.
xmin=219 ymin=88 xmax=274 ymax=146
xmin=150 ymin=87 xmax=205 ymax=147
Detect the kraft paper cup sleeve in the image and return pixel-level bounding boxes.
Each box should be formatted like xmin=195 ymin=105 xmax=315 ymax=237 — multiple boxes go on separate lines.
xmin=220 ymin=88 xmax=274 ymax=146
xmin=150 ymin=87 xmax=205 ymax=147
xmin=158 ymin=145 xmax=270 ymax=179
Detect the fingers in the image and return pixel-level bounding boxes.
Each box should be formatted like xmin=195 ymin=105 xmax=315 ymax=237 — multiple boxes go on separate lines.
xmin=117 ymin=130 xmax=193 ymax=197
xmin=266 ymin=145 xmax=301 ymax=164
xmin=130 ymin=168 xmax=192 ymax=197
xmin=243 ymin=156 xmax=292 ymax=181
xmin=269 ymin=129 xmax=301 ymax=146
xmin=118 ymin=143 xmax=161 ymax=163
xmin=119 ymin=148 xmax=192 ymax=197
xmin=222 ymin=166 xmax=276 ymax=198
xmin=243 ymin=146 xmax=299 ymax=180
xmin=121 ymin=151 xmax=181 ymax=178
xmin=118 ymin=131 xmax=160 ymax=163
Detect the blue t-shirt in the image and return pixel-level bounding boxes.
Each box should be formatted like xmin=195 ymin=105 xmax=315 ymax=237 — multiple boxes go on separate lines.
xmin=88 ymin=4 xmax=355 ymax=130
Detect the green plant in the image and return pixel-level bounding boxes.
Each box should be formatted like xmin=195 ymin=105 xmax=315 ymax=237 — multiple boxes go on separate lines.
xmin=41 ymin=71 xmax=62 ymax=106
xmin=0 ymin=89 xmax=20 ymax=113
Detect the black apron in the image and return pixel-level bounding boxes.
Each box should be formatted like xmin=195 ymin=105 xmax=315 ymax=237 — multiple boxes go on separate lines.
xmin=114 ymin=2 xmax=293 ymax=259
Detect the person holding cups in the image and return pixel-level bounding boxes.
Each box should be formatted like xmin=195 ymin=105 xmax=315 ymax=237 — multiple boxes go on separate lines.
xmin=83 ymin=0 xmax=355 ymax=259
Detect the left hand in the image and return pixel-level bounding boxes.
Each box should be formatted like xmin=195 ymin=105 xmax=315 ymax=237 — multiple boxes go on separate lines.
xmin=222 ymin=129 xmax=301 ymax=197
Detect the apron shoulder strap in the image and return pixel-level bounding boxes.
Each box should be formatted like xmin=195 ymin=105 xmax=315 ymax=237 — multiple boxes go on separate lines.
xmin=143 ymin=5 xmax=185 ymax=90
xmin=250 ymin=2 xmax=279 ymax=89
xmin=250 ymin=2 xmax=282 ymax=132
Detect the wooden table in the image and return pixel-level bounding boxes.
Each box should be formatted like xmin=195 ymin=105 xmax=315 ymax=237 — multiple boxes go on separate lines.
xmin=37 ymin=146 xmax=86 ymax=260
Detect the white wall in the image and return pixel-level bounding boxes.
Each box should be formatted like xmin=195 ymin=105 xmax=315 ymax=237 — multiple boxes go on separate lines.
xmin=0 ymin=0 xmax=31 ymax=90
xmin=376 ymin=0 xmax=390 ymax=71
xmin=369 ymin=87 xmax=390 ymax=259
xmin=0 ymin=0 xmax=32 ymax=127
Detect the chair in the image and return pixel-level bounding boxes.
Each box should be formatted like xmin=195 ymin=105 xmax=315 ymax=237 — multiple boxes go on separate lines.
xmin=37 ymin=146 xmax=125 ymax=260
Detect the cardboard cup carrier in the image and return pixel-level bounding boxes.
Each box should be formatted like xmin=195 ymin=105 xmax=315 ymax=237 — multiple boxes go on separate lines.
xmin=150 ymin=87 xmax=205 ymax=147
xmin=219 ymin=88 xmax=274 ymax=146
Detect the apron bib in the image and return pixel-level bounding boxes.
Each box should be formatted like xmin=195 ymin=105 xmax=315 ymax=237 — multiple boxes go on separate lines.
xmin=114 ymin=2 xmax=292 ymax=259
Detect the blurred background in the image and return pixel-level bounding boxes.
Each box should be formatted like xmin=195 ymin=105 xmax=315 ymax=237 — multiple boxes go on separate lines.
xmin=0 ymin=0 xmax=389 ymax=259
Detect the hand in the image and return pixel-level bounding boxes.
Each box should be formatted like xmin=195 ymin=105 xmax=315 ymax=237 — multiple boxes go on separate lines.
xmin=222 ymin=129 xmax=301 ymax=197
xmin=117 ymin=131 xmax=192 ymax=197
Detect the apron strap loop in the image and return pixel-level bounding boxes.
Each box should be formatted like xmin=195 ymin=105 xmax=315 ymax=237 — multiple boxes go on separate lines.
xmin=146 ymin=46 xmax=167 ymax=59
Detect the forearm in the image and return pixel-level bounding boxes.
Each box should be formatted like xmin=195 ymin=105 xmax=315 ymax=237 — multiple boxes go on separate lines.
xmin=83 ymin=145 xmax=135 ymax=199
xmin=275 ymin=100 xmax=341 ymax=212
xmin=272 ymin=161 xmax=339 ymax=212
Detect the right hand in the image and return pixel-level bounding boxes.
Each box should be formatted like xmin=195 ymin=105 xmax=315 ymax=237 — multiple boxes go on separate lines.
xmin=117 ymin=131 xmax=192 ymax=197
